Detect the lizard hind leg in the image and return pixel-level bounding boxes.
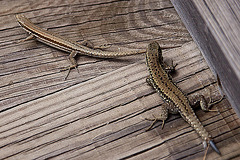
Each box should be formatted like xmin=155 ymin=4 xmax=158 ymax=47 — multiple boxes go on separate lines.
xmin=190 ymin=94 xmax=224 ymax=112
xmin=145 ymin=103 xmax=168 ymax=131
xmin=80 ymin=40 xmax=112 ymax=50
xmin=208 ymin=95 xmax=225 ymax=110
xmin=190 ymin=95 xmax=210 ymax=111
xmin=79 ymin=40 xmax=94 ymax=49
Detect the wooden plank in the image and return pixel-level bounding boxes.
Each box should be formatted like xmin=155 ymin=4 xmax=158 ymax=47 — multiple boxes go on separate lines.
xmin=0 ymin=41 xmax=239 ymax=159
xmin=171 ymin=0 xmax=240 ymax=117
xmin=0 ymin=0 xmax=191 ymax=112
xmin=0 ymin=0 xmax=239 ymax=159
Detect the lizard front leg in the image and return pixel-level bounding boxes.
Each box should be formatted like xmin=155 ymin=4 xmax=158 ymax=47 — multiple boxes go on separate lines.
xmin=163 ymin=59 xmax=177 ymax=73
xmin=146 ymin=76 xmax=154 ymax=87
xmin=17 ymin=34 xmax=35 ymax=43
xmin=60 ymin=50 xmax=79 ymax=80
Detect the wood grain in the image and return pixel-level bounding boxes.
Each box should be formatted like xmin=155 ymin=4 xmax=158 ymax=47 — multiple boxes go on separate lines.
xmin=0 ymin=0 xmax=239 ymax=159
xmin=0 ymin=0 xmax=191 ymax=112
xmin=171 ymin=0 xmax=240 ymax=117
xmin=1 ymin=41 xmax=239 ymax=159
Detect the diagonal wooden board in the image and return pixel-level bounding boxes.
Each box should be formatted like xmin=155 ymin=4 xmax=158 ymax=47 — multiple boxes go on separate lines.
xmin=0 ymin=41 xmax=239 ymax=159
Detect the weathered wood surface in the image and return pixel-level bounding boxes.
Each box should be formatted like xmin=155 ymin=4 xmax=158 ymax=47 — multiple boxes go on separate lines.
xmin=0 ymin=0 xmax=239 ymax=159
xmin=171 ymin=0 xmax=240 ymax=118
xmin=0 ymin=0 xmax=190 ymax=112
xmin=1 ymin=41 xmax=239 ymax=159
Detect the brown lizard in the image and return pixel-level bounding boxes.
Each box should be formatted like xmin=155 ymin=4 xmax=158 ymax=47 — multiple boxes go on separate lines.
xmin=16 ymin=14 xmax=146 ymax=79
xmin=145 ymin=41 xmax=224 ymax=157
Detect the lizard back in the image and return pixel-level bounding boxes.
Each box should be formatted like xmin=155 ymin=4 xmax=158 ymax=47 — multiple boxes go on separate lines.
xmin=146 ymin=41 xmax=210 ymax=141
xmin=16 ymin=14 xmax=146 ymax=58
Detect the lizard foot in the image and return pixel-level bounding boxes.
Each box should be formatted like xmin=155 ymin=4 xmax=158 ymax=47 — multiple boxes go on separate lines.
xmin=207 ymin=95 xmax=225 ymax=111
xmin=60 ymin=65 xmax=79 ymax=80
xmin=145 ymin=114 xmax=165 ymax=131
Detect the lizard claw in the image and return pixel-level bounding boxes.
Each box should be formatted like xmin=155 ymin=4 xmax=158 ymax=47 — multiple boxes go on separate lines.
xmin=145 ymin=117 xmax=157 ymax=131
xmin=60 ymin=65 xmax=79 ymax=80
xmin=145 ymin=114 xmax=165 ymax=131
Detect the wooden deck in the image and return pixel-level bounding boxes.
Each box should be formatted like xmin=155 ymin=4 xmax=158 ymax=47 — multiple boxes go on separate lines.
xmin=0 ymin=0 xmax=239 ymax=159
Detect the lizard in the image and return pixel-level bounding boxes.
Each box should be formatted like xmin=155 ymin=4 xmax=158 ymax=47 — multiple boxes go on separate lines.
xmin=15 ymin=14 xmax=146 ymax=80
xmin=144 ymin=41 xmax=224 ymax=157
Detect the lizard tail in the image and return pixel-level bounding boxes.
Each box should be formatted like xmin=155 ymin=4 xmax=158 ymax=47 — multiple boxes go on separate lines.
xmin=209 ymin=140 xmax=221 ymax=155
xmin=186 ymin=114 xmax=221 ymax=155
